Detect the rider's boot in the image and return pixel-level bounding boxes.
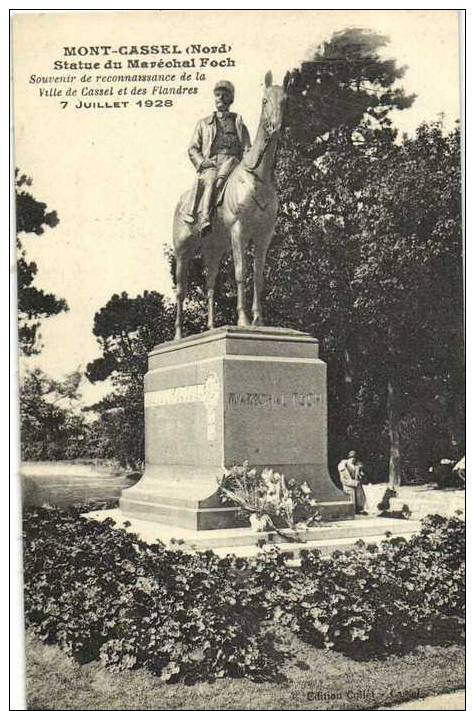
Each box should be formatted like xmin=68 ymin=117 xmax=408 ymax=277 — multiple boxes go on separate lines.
xmin=200 ymin=182 xmax=215 ymax=232
xmin=183 ymin=178 xmax=201 ymax=224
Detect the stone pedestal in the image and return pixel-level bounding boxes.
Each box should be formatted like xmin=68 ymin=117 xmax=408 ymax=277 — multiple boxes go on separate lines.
xmin=119 ymin=326 xmax=353 ymax=529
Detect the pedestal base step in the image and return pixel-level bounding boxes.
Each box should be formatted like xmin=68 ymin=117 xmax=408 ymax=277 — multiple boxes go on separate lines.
xmin=119 ymin=494 xmax=354 ymax=530
xmin=83 ymin=508 xmax=420 ymax=559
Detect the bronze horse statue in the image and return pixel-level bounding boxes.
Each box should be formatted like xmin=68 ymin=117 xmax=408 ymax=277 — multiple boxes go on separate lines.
xmin=172 ymin=70 xmax=289 ymax=340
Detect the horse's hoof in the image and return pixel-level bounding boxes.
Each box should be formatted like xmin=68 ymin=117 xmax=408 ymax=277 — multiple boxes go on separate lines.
xmin=237 ymin=315 xmax=251 ymax=328
xmin=174 ymin=330 xmax=182 ymax=341
xmin=252 ymin=316 xmax=264 ymax=327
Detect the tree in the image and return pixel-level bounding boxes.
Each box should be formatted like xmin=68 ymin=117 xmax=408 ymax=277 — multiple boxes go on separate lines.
xmin=20 ymin=368 xmax=88 ymax=460
xmin=349 ymin=122 xmax=463 ymax=485
xmin=86 ymin=291 xmax=175 ymax=469
xmin=264 ymin=29 xmax=428 ymax=482
xmin=265 ymin=133 xmax=390 ymax=478
xmin=86 ymin=291 xmax=174 ymax=382
xmin=16 ymin=171 xmax=68 ymax=356
xmin=84 ymin=385 xmax=144 ymax=470
xmin=268 ymin=121 xmax=462 ymax=485
xmin=284 ymin=27 xmax=415 ymax=147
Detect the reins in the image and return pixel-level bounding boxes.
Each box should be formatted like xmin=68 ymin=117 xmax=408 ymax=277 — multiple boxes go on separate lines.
xmin=243 ymin=98 xmax=277 ymax=173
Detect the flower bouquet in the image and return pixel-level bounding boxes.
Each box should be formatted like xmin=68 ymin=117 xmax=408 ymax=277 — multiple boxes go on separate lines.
xmin=217 ymin=461 xmax=321 ymax=539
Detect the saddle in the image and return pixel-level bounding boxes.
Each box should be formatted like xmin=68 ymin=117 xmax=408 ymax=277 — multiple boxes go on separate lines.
xmin=182 ymin=168 xmax=269 ymax=229
xmin=181 ymin=175 xmax=228 ymax=228
xmin=214 ymin=170 xmax=270 ymax=210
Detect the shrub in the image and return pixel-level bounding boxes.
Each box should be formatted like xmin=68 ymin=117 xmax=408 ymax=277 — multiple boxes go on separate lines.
xmin=23 ymin=506 xmax=464 ymax=682
xmin=23 ymin=506 xmax=280 ymax=682
xmin=279 ymin=514 xmax=465 ymax=657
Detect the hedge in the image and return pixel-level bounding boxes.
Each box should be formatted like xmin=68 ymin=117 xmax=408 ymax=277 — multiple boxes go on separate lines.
xmin=23 ymin=506 xmax=465 ymax=683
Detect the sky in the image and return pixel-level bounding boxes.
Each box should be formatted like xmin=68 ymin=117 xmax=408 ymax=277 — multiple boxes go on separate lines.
xmin=12 ymin=10 xmax=461 ymax=404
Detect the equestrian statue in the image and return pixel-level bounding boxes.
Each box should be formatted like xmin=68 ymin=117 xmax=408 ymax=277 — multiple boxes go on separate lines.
xmin=172 ymin=70 xmax=289 ymax=340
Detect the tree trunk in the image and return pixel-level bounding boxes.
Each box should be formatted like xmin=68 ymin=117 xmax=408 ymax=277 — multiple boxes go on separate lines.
xmin=343 ymin=346 xmax=355 ymax=440
xmin=387 ymin=378 xmax=402 ymax=488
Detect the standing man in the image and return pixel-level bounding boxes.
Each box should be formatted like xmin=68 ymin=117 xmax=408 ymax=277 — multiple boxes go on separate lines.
xmin=338 ymin=450 xmax=368 ymax=514
xmin=184 ymin=80 xmax=251 ymax=231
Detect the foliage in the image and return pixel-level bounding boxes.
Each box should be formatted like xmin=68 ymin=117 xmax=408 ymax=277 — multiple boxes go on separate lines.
xmin=84 ymin=383 xmax=144 ymax=470
xmin=268 ymin=120 xmax=463 ymax=483
xmin=86 ymin=291 xmax=174 ymax=383
xmin=23 ymin=505 xmax=464 ymax=684
xmin=20 ymin=368 xmax=89 ymax=461
xmin=16 ymin=171 xmax=68 ymax=356
xmin=285 ymin=27 xmax=415 ymax=146
xmin=23 ymin=506 xmax=278 ymax=683
xmin=350 ymin=122 xmax=462 ymax=484
xmin=276 ymin=514 xmax=464 ymax=657
xmin=218 ymin=462 xmax=321 ymax=530
xmin=85 ymin=291 xmax=175 ymax=469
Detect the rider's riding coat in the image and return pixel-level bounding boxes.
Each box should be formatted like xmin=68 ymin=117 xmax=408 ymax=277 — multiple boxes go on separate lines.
xmin=185 ymin=111 xmax=251 ymax=226
xmin=188 ymin=111 xmax=251 ymax=169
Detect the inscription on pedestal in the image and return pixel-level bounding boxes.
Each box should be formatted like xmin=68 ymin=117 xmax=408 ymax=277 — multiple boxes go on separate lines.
xmin=145 ymin=372 xmax=220 ymax=441
xmin=227 ymin=391 xmax=322 ymax=409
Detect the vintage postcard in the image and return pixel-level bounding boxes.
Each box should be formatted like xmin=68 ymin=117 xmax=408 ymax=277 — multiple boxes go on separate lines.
xmin=12 ymin=10 xmax=464 ymax=710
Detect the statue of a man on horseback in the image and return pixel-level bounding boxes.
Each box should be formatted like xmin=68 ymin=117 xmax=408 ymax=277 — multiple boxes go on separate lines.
xmin=184 ymin=80 xmax=251 ymax=232
xmin=173 ymin=70 xmax=289 ymax=340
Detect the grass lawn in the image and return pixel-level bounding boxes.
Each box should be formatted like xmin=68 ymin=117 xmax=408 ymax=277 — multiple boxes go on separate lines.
xmin=25 ymin=632 xmax=464 ymax=710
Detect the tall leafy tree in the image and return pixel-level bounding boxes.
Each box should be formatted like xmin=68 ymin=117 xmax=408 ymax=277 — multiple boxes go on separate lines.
xmin=86 ymin=291 xmax=175 ymax=468
xmin=350 ymin=122 xmax=463 ymax=484
xmin=266 ymin=29 xmax=422 ymax=481
xmin=16 ymin=171 xmax=68 ymax=355
xmin=284 ymin=27 xmax=415 ymax=147
xmin=267 ymin=121 xmax=462 ymax=484
xmin=20 ymin=368 xmax=87 ymax=460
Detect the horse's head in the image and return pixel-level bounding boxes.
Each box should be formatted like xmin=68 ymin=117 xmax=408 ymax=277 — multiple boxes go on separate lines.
xmin=261 ymin=70 xmax=289 ymax=136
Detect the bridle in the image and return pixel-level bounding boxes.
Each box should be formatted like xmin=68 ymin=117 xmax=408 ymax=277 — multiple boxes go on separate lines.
xmin=244 ymin=91 xmax=283 ymax=174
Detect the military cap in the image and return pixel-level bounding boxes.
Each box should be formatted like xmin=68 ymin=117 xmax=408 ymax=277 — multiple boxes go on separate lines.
xmin=214 ymin=80 xmax=235 ymax=99
xmin=348 ymin=450 xmax=357 ymax=458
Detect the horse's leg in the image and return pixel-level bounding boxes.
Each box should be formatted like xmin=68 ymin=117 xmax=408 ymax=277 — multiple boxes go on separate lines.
xmin=231 ymin=222 xmax=250 ymax=327
xmin=252 ymin=236 xmax=271 ymax=326
xmin=203 ymin=240 xmax=222 ymax=331
xmin=174 ymin=253 xmax=189 ymax=340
